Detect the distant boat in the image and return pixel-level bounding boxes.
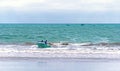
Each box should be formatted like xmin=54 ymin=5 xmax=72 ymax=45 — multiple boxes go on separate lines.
xmin=81 ymin=24 xmax=85 ymax=26
xmin=37 ymin=41 xmax=51 ymax=48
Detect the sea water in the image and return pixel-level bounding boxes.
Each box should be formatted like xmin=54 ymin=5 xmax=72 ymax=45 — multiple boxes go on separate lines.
xmin=0 ymin=24 xmax=120 ymax=44
xmin=0 ymin=24 xmax=120 ymax=57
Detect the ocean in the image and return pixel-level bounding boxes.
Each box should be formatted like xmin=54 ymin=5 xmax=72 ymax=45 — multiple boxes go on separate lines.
xmin=0 ymin=24 xmax=120 ymax=71
xmin=0 ymin=24 xmax=120 ymax=44
xmin=0 ymin=24 xmax=120 ymax=58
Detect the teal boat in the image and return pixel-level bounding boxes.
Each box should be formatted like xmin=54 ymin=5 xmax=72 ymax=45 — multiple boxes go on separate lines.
xmin=37 ymin=42 xmax=50 ymax=48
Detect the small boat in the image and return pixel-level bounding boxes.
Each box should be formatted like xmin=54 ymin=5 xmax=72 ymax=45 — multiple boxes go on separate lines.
xmin=37 ymin=41 xmax=50 ymax=48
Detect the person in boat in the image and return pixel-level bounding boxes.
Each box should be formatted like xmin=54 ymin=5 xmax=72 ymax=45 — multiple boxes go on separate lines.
xmin=38 ymin=40 xmax=47 ymax=44
xmin=37 ymin=40 xmax=50 ymax=48
xmin=38 ymin=40 xmax=44 ymax=43
xmin=45 ymin=40 xmax=47 ymax=45
xmin=41 ymin=40 xmax=44 ymax=42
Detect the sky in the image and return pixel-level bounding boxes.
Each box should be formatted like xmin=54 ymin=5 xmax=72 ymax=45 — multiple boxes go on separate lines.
xmin=0 ymin=0 xmax=120 ymax=23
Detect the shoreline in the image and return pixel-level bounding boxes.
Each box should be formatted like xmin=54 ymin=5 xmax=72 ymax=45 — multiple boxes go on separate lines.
xmin=0 ymin=48 xmax=120 ymax=59
xmin=0 ymin=57 xmax=120 ymax=62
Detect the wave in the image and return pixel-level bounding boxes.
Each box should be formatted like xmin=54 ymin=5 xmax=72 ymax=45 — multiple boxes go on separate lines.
xmin=1 ymin=42 xmax=120 ymax=49
xmin=0 ymin=42 xmax=120 ymax=58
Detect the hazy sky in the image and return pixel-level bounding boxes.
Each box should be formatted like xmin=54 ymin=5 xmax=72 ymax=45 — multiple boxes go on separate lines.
xmin=0 ymin=0 xmax=120 ymax=23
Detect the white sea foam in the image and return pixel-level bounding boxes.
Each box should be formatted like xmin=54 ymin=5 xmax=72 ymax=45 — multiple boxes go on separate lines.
xmin=0 ymin=43 xmax=120 ymax=58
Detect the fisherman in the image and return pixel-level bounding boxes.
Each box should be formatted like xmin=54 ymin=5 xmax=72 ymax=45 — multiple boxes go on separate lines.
xmin=37 ymin=40 xmax=43 ymax=44
xmin=37 ymin=40 xmax=50 ymax=48
xmin=45 ymin=40 xmax=47 ymax=45
xmin=41 ymin=40 xmax=44 ymax=42
xmin=38 ymin=40 xmax=47 ymax=44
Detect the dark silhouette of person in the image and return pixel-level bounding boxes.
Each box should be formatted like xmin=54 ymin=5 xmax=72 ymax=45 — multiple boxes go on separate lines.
xmin=45 ymin=40 xmax=47 ymax=44
xmin=41 ymin=40 xmax=44 ymax=42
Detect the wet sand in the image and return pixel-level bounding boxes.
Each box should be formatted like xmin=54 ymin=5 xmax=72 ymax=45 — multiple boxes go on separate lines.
xmin=0 ymin=57 xmax=120 ymax=71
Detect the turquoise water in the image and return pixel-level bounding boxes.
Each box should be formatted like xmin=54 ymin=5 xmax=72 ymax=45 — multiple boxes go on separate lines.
xmin=0 ymin=24 xmax=120 ymax=44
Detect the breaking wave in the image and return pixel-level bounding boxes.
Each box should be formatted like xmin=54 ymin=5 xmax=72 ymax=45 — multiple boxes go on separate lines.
xmin=0 ymin=42 xmax=120 ymax=58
